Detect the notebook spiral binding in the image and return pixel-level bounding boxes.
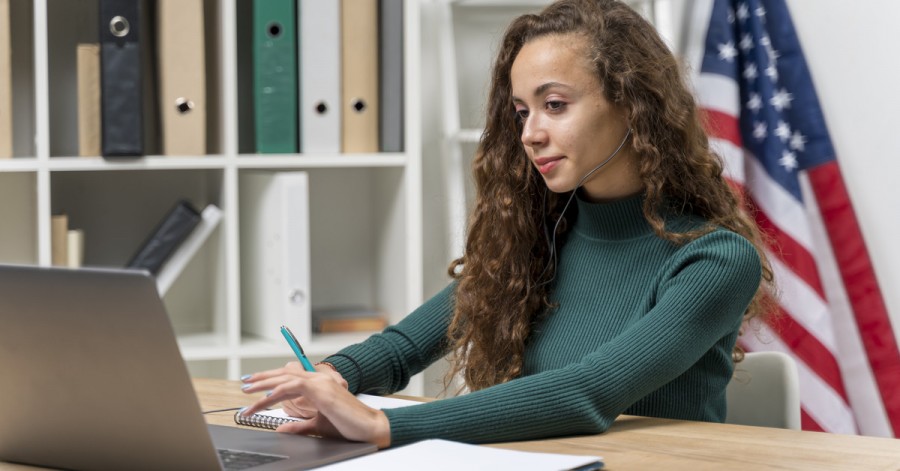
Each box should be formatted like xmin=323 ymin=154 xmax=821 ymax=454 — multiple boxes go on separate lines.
xmin=233 ymin=410 xmax=300 ymax=430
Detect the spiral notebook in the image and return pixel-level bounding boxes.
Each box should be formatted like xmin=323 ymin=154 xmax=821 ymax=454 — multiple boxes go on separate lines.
xmin=235 ymin=394 xmax=419 ymax=430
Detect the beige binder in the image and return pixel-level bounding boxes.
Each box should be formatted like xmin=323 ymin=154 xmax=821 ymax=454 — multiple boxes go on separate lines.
xmin=0 ymin=0 xmax=12 ymax=158
xmin=156 ymin=0 xmax=206 ymax=156
xmin=77 ymin=44 xmax=101 ymax=157
xmin=341 ymin=0 xmax=379 ymax=153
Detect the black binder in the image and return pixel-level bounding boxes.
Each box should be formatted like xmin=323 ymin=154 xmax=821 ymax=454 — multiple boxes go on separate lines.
xmin=99 ymin=0 xmax=155 ymax=157
xmin=127 ymin=200 xmax=202 ymax=275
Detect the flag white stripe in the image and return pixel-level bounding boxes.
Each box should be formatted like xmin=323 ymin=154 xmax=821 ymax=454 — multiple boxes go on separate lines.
xmin=709 ymin=137 xmax=745 ymax=184
xmin=741 ymin=328 xmax=857 ymax=434
xmin=799 ymin=174 xmax=893 ymax=437
xmin=695 ymin=74 xmax=742 ymax=117
xmin=766 ymin=251 xmax=838 ymax=356
xmin=743 ymin=153 xmax=816 ymax=253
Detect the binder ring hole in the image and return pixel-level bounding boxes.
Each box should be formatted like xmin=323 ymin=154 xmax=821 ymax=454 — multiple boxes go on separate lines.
xmin=352 ymin=99 xmax=367 ymax=113
xmin=315 ymin=102 xmax=328 ymax=115
xmin=110 ymin=16 xmax=130 ymax=37
xmin=267 ymin=22 xmax=282 ymax=38
xmin=175 ymin=97 xmax=194 ymax=114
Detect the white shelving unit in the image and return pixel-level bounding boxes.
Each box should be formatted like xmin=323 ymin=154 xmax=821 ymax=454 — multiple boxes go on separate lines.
xmin=0 ymin=0 xmax=423 ymax=392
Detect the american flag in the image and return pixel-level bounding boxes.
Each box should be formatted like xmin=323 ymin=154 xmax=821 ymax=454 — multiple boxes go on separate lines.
xmin=684 ymin=0 xmax=900 ymax=436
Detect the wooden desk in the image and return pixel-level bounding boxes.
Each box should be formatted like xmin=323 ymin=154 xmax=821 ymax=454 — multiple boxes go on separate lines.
xmin=193 ymin=379 xmax=900 ymax=471
xmin=4 ymin=378 xmax=900 ymax=470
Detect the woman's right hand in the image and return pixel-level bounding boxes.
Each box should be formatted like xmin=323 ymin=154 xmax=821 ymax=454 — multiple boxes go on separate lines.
xmin=277 ymin=361 xmax=348 ymax=418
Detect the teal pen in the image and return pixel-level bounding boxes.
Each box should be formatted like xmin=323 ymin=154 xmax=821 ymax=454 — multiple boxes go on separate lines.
xmin=280 ymin=325 xmax=316 ymax=372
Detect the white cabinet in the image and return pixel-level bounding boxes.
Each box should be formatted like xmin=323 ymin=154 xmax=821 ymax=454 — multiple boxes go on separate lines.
xmin=0 ymin=0 xmax=423 ymax=390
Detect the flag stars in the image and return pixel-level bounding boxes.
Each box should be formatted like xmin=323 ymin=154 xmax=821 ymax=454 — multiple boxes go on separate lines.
xmin=756 ymin=6 xmax=767 ymax=20
xmin=743 ymin=63 xmax=759 ymax=81
xmin=770 ymin=88 xmax=794 ymax=111
xmin=739 ymin=33 xmax=754 ymax=52
xmin=753 ymin=121 xmax=768 ymax=141
xmin=790 ymin=131 xmax=808 ymax=152
xmin=718 ymin=41 xmax=738 ymax=62
xmin=766 ymin=64 xmax=779 ymax=81
xmin=779 ymin=150 xmax=799 ymax=171
xmin=775 ymin=121 xmax=792 ymax=142
xmin=736 ymin=3 xmax=750 ymax=22
xmin=747 ymin=93 xmax=763 ymax=112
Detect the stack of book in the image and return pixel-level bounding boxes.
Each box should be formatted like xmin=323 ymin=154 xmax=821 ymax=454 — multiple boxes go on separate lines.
xmin=76 ymin=0 xmax=208 ymax=158
xmin=71 ymin=0 xmax=403 ymax=159
xmin=250 ymin=0 xmax=404 ymax=154
xmin=312 ymin=306 xmax=388 ymax=334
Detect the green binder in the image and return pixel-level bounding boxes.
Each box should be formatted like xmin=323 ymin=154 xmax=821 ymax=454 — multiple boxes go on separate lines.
xmin=253 ymin=0 xmax=298 ymax=153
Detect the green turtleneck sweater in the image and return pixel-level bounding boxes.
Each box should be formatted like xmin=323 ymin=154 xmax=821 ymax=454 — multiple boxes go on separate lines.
xmin=324 ymin=195 xmax=762 ymax=447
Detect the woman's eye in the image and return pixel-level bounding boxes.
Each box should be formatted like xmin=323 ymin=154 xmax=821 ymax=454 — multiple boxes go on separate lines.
xmin=546 ymin=100 xmax=566 ymax=112
xmin=515 ymin=108 xmax=529 ymax=120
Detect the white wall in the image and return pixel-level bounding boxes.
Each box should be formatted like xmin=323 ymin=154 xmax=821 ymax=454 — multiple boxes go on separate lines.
xmin=418 ymin=0 xmax=900 ymax=378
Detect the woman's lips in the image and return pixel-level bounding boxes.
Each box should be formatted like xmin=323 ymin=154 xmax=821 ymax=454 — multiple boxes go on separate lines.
xmin=535 ymin=156 xmax=564 ymax=175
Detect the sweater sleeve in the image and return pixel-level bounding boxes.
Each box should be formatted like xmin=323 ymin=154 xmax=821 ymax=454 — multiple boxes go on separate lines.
xmin=323 ymin=283 xmax=456 ymax=395
xmin=383 ymin=231 xmax=762 ymax=446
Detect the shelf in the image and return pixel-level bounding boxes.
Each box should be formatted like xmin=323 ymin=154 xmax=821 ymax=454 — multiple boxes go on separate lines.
xmin=0 ymin=159 xmax=39 ymax=172
xmin=240 ymin=332 xmax=373 ymax=358
xmin=236 ymin=153 xmax=408 ymax=169
xmin=453 ymin=128 xmax=483 ymax=144
xmin=47 ymin=156 xmax=229 ymax=171
xmin=178 ymin=332 xmax=231 ymax=361
xmin=2 ymin=0 xmax=425 ymax=389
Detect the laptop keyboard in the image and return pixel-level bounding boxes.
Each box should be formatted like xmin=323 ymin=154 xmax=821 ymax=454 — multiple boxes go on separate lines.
xmin=217 ymin=448 xmax=288 ymax=470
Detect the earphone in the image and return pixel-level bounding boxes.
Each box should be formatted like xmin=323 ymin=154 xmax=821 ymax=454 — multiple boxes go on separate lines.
xmin=537 ymin=128 xmax=633 ymax=287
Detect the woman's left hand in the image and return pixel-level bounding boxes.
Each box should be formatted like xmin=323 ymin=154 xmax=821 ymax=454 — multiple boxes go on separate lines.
xmin=239 ymin=367 xmax=392 ymax=449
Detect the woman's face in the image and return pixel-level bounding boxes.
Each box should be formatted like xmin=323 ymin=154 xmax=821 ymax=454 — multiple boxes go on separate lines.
xmin=511 ymin=33 xmax=640 ymax=201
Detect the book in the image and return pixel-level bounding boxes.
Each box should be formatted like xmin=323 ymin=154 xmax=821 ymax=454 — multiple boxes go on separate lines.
xmin=341 ymin=0 xmax=379 ymax=153
xmin=77 ymin=43 xmax=101 ymax=157
xmin=51 ymin=214 xmax=68 ymax=266
xmin=298 ymin=0 xmax=340 ymax=153
xmin=253 ymin=0 xmax=298 ymax=153
xmin=239 ymin=171 xmax=310 ymax=342
xmin=315 ymin=439 xmax=604 ymax=471
xmin=156 ymin=0 xmax=206 ymax=156
xmin=234 ymin=394 xmax=418 ymax=430
xmin=99 ymin=0 xmax=153 ymax=157
xmin=67 ymin=229 xmax=85 ymax=268
xmin=126 ymin=200 xmax=202 ymax=275
xmin=312 ymin=306 xmax=388 ymax=333
xmin=0 ymin=0 xmax=11 ymax=158
xmin=379 ymin=0 xmax=404 ymax=152
xmin=155 ymin=204 xmax=222 ymax=295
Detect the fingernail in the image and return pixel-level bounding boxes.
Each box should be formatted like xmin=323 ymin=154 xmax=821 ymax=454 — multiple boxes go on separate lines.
xmin=265 ymin=390 xmax=273 ymax=397
xmin=241 ymin=383 xmax=253 ymax=391
xmin=240 ymin=374 xmax=252 ymax=382
xmin=238 ymin=407 xmax=248 ymax=416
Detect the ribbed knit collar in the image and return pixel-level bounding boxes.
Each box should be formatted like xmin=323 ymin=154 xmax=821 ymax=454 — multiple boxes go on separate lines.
xmin=572 ymin=192 xmax=654 ymax=241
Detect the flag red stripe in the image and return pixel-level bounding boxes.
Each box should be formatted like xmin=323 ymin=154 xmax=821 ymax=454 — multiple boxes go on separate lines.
xmin=766 ymin=305 xmax=850 ymax=402
xmin=746 ymin=197 xmax=827 ymax=298
xmin=702 ymin=108 xmax=742 ymax=147
xmin=801 ymin=408 xmax=826 ymax=432
xmin=807 ymin=162 xmax=900 ymax=436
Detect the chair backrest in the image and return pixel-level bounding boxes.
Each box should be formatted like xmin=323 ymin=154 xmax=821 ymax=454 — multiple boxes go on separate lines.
xmin=725 ymin=351 xmax=801 ymax=429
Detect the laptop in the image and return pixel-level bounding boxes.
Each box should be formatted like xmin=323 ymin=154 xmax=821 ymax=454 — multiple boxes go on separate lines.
xmin=0 ymin=264 xmax=377 ymax=470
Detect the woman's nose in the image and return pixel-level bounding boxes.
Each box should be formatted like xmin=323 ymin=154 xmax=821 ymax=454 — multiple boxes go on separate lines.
xmin=520 ymin=115 xmax=547 ymax=148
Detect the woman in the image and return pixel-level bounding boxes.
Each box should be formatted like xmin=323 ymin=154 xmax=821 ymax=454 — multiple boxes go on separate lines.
xmin=240 ymin=0 xmax=774 ymax=449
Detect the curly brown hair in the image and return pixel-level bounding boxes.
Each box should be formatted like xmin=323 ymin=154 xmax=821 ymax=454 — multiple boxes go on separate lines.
xmin=445 ymin=0 xmax=775 ymax=392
